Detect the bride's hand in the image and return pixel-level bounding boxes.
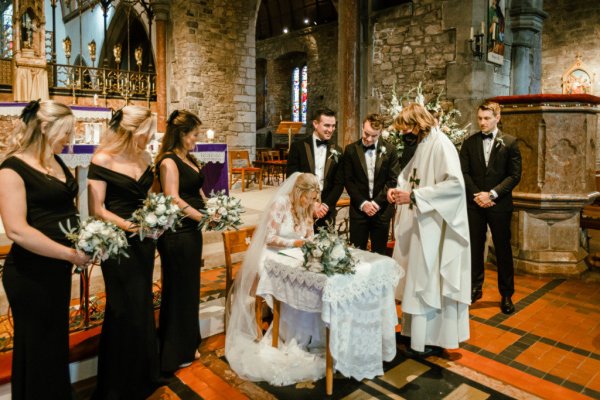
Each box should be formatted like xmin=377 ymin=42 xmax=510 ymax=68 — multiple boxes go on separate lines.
xmin=293 ymin=239 xmax=305 ymax=247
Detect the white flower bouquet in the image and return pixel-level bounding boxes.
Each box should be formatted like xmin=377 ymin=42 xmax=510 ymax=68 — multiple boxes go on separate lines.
xmin=60 ymin=217 xmax=129 ymax=265
xmin=382 ymin=81 xmax=471 ymax=153
xmin=301 ymin=226 xmax=356 ymax=276
xmin=199 ymin=190 xmax=245 ymax=231
xmin=130 ymin=193 xmax=183 ymax=240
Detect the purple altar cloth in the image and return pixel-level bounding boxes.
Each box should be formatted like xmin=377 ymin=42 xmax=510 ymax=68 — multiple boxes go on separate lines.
xmin=60 ymin=143 xmax=229 ymax=195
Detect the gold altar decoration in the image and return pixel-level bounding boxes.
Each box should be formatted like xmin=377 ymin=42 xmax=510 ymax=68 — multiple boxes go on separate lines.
xmin=562 ymin=54 xmax=595 ymax=95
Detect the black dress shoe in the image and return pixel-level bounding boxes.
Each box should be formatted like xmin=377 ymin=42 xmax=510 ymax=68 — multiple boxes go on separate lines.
xmin=500 ymin=296 xmax=515 ymax=314
xmin=403 ymin=345 xmax=444 ymax=359
xmin=471 ymin=288 xmax=483 ymax=304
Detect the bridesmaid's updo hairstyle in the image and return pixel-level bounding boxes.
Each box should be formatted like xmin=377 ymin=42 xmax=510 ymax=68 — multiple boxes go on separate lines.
xmin=155 ymin=109 xmax=202 ymax=167
xmin=289 ymin=173 xmax=321 ymax=228
xmin=97 ymin=105 xmax=153 ymax=155
xmin=393 ymin=103 xmax=437 ymax=143
xmin=0 ymin=100 xmax=75 ymax=168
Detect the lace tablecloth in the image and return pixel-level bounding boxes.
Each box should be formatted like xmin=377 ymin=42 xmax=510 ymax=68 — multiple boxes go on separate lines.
xmin=257 ymin=249 xmax=403 ymax=381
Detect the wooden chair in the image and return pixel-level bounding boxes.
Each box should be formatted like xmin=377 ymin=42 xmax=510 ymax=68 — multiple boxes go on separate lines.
xmin=229 ymin=150 xmax=262 ymax=192
xmin=222 ymin=226 xmax=265 ymax=338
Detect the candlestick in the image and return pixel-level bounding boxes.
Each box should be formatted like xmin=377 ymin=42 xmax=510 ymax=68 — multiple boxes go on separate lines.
xmin=470 ymin=27 xmax=474 ymax=40
xmin=481 ymin=21 xmax=485 ymax=35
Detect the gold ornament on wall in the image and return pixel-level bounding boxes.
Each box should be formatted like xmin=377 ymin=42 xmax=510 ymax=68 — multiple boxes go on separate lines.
xmin=562 ymin=54 xmax=595 ymax=95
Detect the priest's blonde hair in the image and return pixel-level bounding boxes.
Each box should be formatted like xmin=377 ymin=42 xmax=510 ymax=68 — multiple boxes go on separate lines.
xmin=289 ymin=173 xmax=321 ymax=228
xmin=394 ymin=103 xmax=437 ymax=142
xmin=96 ymin=105 xmax=154 ymax=155
xmin=0 ymin=100 xmax=75 ymax=169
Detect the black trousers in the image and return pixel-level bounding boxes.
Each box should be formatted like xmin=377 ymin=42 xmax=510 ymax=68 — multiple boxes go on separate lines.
xmin=468 ymin=207 xmax=515 ymax=297
xmin=349 ymin=207 xmax=392 ymax=255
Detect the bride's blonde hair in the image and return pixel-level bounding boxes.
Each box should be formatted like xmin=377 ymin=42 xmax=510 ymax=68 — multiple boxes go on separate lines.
xmin=288 ymin=173 xmax=320 ymax=228
xmin=0 ymin=100 xmax=75 ymax=168
xmin=96 ymin=105 xmax=154 ymax=155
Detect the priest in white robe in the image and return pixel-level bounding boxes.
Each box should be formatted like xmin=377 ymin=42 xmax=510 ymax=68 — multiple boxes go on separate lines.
xmin=387 ymin=103 xmax=471 ymax=353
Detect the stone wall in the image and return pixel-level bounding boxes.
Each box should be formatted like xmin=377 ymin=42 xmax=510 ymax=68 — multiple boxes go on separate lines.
xmin=541 ymin=0 xmax=600 ymax=94
xmin=370 ymin=2 xmax=456 ymax=115
xmin=168 ymin=0 xmax=258 ymax=151
xmin=257 ymin=23 xmax=338 ymax=132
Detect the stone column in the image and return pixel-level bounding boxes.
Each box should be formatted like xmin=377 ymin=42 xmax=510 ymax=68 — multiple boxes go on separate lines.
xmin=152 ymin=0 xmax=169 ymax=133
xmin=337 ymin=0 xmax=360 ymax=147
xmin=509 ymin=0 xmax=547 ymax=95
xmin=492 ymin=94 xmax=600 ymax=276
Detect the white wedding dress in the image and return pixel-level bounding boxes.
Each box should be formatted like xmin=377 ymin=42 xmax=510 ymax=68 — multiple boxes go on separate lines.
xmin=225 ymin=174 xmax=326 ymax=386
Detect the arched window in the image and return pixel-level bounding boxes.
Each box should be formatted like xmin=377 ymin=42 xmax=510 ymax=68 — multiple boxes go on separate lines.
xmin=1 ymin=4 xmax=13 ymax=58
xmin=291 ymin=65 xmax=308 ymax=123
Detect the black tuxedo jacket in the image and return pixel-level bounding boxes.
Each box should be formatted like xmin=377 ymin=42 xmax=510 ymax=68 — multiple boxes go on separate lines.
xmin=459 ymin=130 xmax=522 ymax=212
xmin=285 ymin=135 xmax=344 ymax=211
xmin=343 ymin=139 xmax=399 ymax=216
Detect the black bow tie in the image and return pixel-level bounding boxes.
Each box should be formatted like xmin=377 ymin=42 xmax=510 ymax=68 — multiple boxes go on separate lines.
xmin=362 ymin=144 xmax=375 ymax=151
xmin=481 ymin=132 xmax=493 ymax=140
xmin=316 ymin=139 xmax=329 ymax=147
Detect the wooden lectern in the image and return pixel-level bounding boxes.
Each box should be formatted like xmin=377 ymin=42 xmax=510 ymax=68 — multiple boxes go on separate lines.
xmin=275 ymin=121 xmax=303 ymax=151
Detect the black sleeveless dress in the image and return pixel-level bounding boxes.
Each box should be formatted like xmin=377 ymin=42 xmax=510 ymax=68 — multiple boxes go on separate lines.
xmin=0 ymin=155 xmax=78 ymax=400
xmin=87 ymin=163 xmax=159 ymax=399
xmin=156 ymin=153 xmax=205 ymax=372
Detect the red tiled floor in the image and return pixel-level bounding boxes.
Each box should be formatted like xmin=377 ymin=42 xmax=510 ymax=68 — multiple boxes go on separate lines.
xmin=467 ymin=320 xmax=520 ymax=354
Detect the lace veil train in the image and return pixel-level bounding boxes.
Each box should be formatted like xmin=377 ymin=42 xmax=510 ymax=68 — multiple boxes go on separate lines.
xmin=224 ymin=172 xmax=325 ymax=386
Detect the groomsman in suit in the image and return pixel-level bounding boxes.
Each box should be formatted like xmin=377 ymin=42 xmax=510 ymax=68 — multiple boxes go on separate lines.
xmin=286 ymin=108 xmax=344 ymax=229
xmin=343 ymin=113 xmax=399 ymax=254
xmin=459 ymin=101 xmax=522 ymax=314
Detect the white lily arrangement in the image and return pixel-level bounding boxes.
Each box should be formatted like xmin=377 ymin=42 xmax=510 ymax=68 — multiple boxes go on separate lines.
xmin=130 ymin=193 xmax=183 ymax=240
xmin=328 ymin=148 xmax=341 ymax=163
xmin=60 ymin=217 xmax=129 ymax=266
xmin=199 ymin=190 xmax=245 ymax=231
xmin=382 ymin=81 xmax=471 ymax=154
xmin=301 ymin=225 xmax=356 ymax=276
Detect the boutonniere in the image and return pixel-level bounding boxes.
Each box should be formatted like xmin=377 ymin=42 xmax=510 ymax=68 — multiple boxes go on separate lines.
xmin=495 ymin=137 xmax=505 ymax=148
xmin=328 ymin=148 xmax=341 ymax=163
xmin=378 ymin=146 xmax=387 ymax=157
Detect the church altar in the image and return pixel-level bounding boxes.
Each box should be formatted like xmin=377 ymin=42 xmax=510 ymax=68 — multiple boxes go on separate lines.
xmin=257 ymin=248 xmax=401 ymax=394
xmin=58 ymin=143 xmax=229 ymax=217
xmin=0 ymin=103 xmax=113 ymax=120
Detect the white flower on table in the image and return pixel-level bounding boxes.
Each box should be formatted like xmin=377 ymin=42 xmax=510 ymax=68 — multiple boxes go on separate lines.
xmin=330 ymin=243 xmax=345 ymax=260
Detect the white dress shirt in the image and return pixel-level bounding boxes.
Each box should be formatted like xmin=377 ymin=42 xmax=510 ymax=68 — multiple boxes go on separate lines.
xmin=482 ymin=128 xmax=498 ymax=199
xmin=313 ymin=135 xmax=328 ymax=191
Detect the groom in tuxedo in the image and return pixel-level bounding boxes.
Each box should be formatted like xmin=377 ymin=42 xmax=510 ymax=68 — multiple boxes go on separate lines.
xmin=343 ymin=113 xmax=399 ymax=255
xmin=459 ymin=101 xmax=522 ymax=314
xmin=286 ymin=108 xmax=344 ymax=229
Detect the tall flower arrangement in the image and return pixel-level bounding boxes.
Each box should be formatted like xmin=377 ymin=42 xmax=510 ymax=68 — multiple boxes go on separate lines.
xmin=381 ymin=81 xmax=471 ymax=155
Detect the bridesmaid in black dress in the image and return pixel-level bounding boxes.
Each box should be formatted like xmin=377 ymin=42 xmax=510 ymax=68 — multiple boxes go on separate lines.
xmin=155 ymin=110 xmax=205 ymax=373
xmin=87 ymin=106 xmax=159 ymax=399
xmin=0 ymin=100 xmax=89 ymax=400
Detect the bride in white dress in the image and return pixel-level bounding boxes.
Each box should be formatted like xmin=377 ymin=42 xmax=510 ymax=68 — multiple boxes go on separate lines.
xmin=225 ymin=172 xmax=326 ymax=386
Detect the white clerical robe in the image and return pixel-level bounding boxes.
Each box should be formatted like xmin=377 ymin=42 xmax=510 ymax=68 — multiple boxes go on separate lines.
xmin=392 ymin=127 xmax=471 ymax=352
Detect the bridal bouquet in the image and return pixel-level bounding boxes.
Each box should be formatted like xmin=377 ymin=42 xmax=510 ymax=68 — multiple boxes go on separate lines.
xmin=199 ymin=190 xmax=244 ymax=231
xmin=60 ymin=218 xmax=129 ymax=266
xmin=301 ymin=226 xmax=356 ymax=276
xmin=130 ymin=193 xmax=183 ymax=240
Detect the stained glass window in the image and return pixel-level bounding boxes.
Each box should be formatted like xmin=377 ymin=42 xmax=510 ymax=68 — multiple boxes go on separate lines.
xmin=1 ymin=4 xmax=13 ymax=59
xmin=301 ymin=65 xmax=308 ymax=124
xmin=291 ymin=65 xmax=308 ymax=123
xmin=292 ymin=67 xmax=300 ymax=122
